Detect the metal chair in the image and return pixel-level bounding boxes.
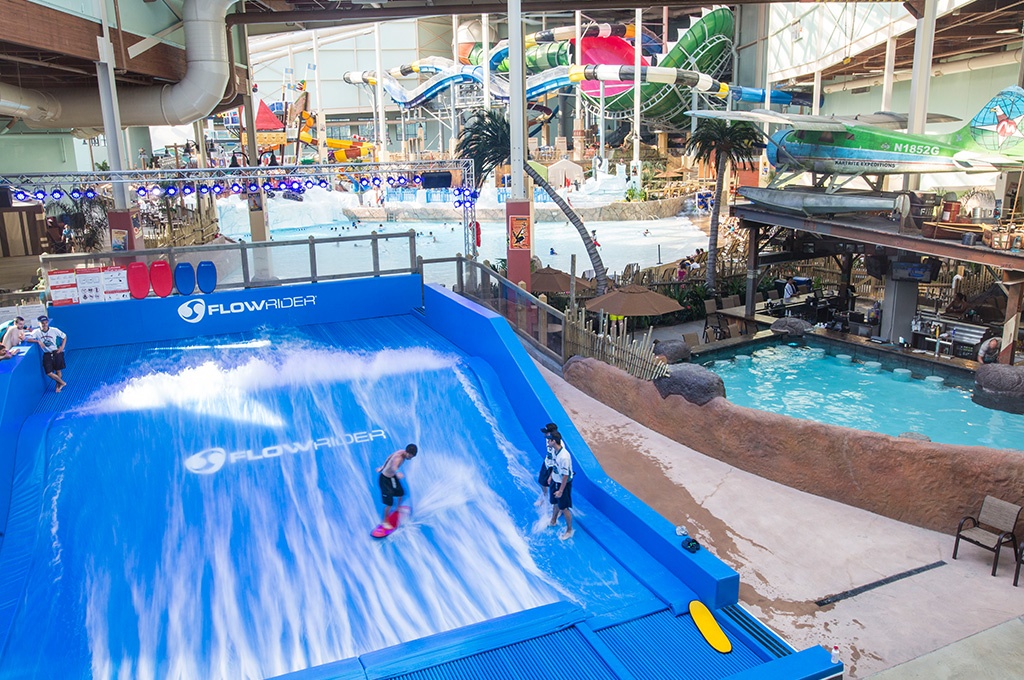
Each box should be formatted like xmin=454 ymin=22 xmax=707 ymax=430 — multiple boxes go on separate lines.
xmin=953 ymin=495 xmax=1021 ymax=576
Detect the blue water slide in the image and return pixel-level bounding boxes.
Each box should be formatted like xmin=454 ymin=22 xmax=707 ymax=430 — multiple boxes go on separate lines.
xmin=731 ymin=86 xmax=818 ymax=108
xmin=374 ymin=65 xmax=574 ymax=110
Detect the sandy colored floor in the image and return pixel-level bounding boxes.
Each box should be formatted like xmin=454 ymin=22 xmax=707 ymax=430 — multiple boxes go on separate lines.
xmin=539 ymin=364 xmax=1024 ymax=679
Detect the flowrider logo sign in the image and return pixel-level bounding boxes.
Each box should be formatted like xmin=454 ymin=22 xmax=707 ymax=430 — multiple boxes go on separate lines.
xmin=177 ymin=295 xmax=317 ymax=324
xmin=185 ymin=430 xmax=387 ymax=474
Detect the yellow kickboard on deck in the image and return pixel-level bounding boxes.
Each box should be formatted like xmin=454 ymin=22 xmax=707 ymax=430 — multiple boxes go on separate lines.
xmin=689 ymin=600 xmax=732 ymax=653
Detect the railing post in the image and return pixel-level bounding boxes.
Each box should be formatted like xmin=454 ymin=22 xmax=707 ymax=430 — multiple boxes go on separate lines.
xmin=371 ymin=231 xmax=381 ymax=277
xmin=308 ymin=235 xmax=318 ymax=283
xmin=240 ymin=242 xmax=251 ymax=287
xmin=409 ymin=229 xmax=418 ymax=275
xmin=456 ymin=255 xmax=464 ymax=293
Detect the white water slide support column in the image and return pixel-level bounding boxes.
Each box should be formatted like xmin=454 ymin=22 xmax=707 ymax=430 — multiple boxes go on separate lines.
xmin=632 ymin=8 xmax=642 ymax=185
xmin=482 ymin=14 xmax=492 ymax=109
xmin=812 ymin=70 xmax=821 ymax=116
xmin=374 ymin=23 xmax=389 ymax=162
xmin=573 ymin=10 xmax=584 ymax=160
xmin=312 ymin=31 xmax=327 ymax=163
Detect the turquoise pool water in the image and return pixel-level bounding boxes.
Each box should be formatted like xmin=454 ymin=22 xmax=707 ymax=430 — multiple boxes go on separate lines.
xmin=708 ymin=344 xmax=1024 ymax=451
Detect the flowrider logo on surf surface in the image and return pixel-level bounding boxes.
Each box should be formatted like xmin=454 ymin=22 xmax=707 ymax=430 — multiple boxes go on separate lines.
xmin=177 ymin=295 xmax=317 ymax=324
xmin=185 ymin=430 xmax=388 ymax=474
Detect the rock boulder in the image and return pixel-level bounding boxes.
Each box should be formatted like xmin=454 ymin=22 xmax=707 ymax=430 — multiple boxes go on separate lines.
xmin=652 ymin=338 xmax=690 ymax=364
xmin=973 ymin=363 xmax=1024 ymax=414
xmin=653 ymin=363 xmax=725 ymax=405
xmin=770 ymin=317 xmax=814 ymax=336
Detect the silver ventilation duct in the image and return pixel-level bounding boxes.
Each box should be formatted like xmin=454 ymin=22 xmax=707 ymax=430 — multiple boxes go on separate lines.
xmin=0 ymin=0 xmax=238 ymax=130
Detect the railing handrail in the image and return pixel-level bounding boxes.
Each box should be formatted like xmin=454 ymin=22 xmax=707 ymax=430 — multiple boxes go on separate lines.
xmin=420 ymin=256 xmax=567 ymax=321
xmin=39 ymin=231 xmax=418 ymax=269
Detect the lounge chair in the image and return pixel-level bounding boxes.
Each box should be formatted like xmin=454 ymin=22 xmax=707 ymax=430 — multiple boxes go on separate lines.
xmin=953 ymin=495 xmax=1021 ymax=576
xmin=682 ymin=332 xmax=701 ymax=348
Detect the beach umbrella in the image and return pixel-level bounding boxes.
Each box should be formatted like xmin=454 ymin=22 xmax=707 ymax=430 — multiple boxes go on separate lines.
xmin=531 ymin=266 xmax=595 ymax=294
xmin=655 ymin=167 xmax=687 ymax=179
xmin=585 ymin=284 xmax=683 ymax=317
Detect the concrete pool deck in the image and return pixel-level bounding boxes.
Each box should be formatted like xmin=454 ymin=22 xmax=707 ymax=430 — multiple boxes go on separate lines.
xmin=539 ymin=364 xmax=1024 ymax=679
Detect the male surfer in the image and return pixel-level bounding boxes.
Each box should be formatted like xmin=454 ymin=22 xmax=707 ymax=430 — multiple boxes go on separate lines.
xmin=377 ymin=444 xmax=417 ymax=530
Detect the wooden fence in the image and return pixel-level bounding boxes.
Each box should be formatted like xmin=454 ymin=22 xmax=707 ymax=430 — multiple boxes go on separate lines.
xmin=563 ymin=306 xmax=669 ymax=381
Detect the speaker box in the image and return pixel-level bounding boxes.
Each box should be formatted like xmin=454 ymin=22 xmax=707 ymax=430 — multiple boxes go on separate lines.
xmin=420 ymin=172 xmax=452 ymax=189
xmin=0 ymin=186 xmax=12 ymax=209
xmin=865 ymin=255 xmax=887 ymax=280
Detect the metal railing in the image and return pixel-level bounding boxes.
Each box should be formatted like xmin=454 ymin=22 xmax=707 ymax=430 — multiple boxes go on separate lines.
xmin=420 ymin=256 xmax=566 ymax=365
xmin=39 ymin=231 xmax=419 ymax=294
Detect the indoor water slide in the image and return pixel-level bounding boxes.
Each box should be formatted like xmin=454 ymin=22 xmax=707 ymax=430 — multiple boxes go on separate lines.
xmin=296 ymin=110 xmax=374 ymax=159
xmin=348 ymin=8 xmax=813 ymax=132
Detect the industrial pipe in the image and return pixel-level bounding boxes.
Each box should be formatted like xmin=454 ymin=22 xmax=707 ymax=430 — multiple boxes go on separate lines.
xmin=0 ymin=0 xmax=239 ymax=130
xmin=823 ymin=48 xmax=1023 ymax=95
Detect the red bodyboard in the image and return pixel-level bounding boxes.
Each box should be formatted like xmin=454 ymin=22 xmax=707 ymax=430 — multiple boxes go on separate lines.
xmin=371 ymin=510 xmax=401 ymax=539
xmin=127 ymin=262 xmax=150 ymax=300
xmin=150 ymin=261 xmax=173 ymax=298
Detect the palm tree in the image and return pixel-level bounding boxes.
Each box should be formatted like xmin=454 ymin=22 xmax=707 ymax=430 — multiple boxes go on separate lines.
xmin=457 ymin=109 xmax=609 ymax=294
xmin=684 ymin=119 xmax=762 ymax=291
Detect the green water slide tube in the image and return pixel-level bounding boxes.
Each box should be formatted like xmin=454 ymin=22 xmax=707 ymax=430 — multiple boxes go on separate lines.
xmin=467 ymin=43 xmax=571 ymax=73
xmin=582 ymin=7 xmax=734 ymax=131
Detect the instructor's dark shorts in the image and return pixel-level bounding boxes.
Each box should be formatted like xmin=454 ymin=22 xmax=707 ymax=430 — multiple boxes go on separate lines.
xmin=42 ymin=351 xmax=66 ymax=374
xmin=549 ymin=479 xmax=572 ymax=510
xmin=379 ymin=473 xmax=405 ymax=506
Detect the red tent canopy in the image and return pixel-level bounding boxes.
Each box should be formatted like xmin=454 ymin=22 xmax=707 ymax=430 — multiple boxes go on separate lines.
xmin=251 ymin=99 xmax=285 ymax=131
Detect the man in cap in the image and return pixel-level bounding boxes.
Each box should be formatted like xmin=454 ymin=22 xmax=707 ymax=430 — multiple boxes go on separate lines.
xmin=26 ymin=315 xmax=67 ymax=393
xmin=546 ymin=431 xmax=575 ymax=541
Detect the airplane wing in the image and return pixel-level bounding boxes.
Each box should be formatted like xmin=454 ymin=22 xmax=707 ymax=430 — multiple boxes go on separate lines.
xmin=842 ymin=112 xmax=962 ymax=129
xmin=685 ymin=109 xmax=848 ymax=131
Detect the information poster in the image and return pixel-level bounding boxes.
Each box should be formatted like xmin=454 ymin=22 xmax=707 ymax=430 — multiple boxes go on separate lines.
xmin=76 ymin=267 xmax=104 ymax=304
xmin=18 ymin=303 xmax=46 ymax=324
xmin=0 ymin=305 xmax=19 ymax=324
xmin=48 ymin=268 xmax=79 ymax=307
xmin=110 ymin=229 xmax=128 ymax=252
xmin=508 ymin=215 xmax=531 ymax=250
xmin=102 ymin=266 xmax=130 ymax=301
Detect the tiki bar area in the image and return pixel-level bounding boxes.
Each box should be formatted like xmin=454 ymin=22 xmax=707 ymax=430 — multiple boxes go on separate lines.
xmin=730 ymin=204 xmax=1024 ymax=366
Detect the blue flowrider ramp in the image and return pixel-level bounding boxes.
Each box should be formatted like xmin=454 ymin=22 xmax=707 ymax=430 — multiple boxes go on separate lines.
xmin=196 ymin=260 xmax=217 ymax=294
xmin=174 ymin=261 xmax=196 ymax=295
xmin=0 ymin=318 xmax=656 ymax=678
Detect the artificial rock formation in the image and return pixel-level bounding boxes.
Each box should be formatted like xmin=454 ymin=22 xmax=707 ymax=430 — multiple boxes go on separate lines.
xmin=563 ymin=357 xmax=1024 ymax=533
xmin=770 ymin=317 xmax=814 ymax=337
xmin=973 ymin=363 xmax=1024 ymax=414
xmin=653 ymin=363 xmax=725 ymax=405
xmin=652 ymin=338 xmax=690 ymax=364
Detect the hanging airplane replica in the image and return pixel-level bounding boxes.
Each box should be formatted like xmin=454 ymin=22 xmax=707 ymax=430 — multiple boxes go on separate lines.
xmin=688 ymin=86 xmax=1024 ymax=216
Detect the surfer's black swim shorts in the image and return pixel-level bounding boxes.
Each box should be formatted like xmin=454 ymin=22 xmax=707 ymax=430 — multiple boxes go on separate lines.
xmin=379 ymin=473 xmax=405 ymax=506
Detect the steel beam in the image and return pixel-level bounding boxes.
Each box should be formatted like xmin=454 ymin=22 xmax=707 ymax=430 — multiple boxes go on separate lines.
xmin=733 ymin=205 xmax=1024 ymax=272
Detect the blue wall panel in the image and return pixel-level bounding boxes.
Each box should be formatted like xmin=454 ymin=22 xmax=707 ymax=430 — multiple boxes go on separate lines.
xmin=0 ymin=351 xmax=47 ymax=536
xmin=47 ymin=275 xmax=424 ymax=350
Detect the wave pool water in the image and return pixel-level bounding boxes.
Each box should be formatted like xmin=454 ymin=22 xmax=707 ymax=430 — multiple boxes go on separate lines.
xmin=709 ymin=343 xmax=1024 ymax=451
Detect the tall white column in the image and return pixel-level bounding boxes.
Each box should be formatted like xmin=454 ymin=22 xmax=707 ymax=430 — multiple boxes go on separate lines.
xmin=573 ymin=10 xmax=585 ymax=161
xmin=881 ymin=34 xmax=897 ymax=112
xmin=508 ymin=0 xmax=527 ymax=201
xmin=482 ymin=13 xmax=491 ymax=109
xmin=599 ymin=81 xmax=606 ymax=160
xmin=906 ymin=0 xmax=937 ymax=191
xmin=374 ymin=22 xmax=389 ymax=163
xmin=311 ymin=31 xmax=327 ymax=163
xmin=95 ymin=0 xmax=127 ymax=209
xmin=907 ymin=0 xmax=937 ymax=135
xmin=632 ymin=8 xmax=642 ymax=166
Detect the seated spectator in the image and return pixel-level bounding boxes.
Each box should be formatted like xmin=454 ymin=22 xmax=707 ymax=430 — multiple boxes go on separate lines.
xmin=945 ymin=292 xmax=969 ymax=317
xmin=2 ymin=316 xmax=25 ymax=351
